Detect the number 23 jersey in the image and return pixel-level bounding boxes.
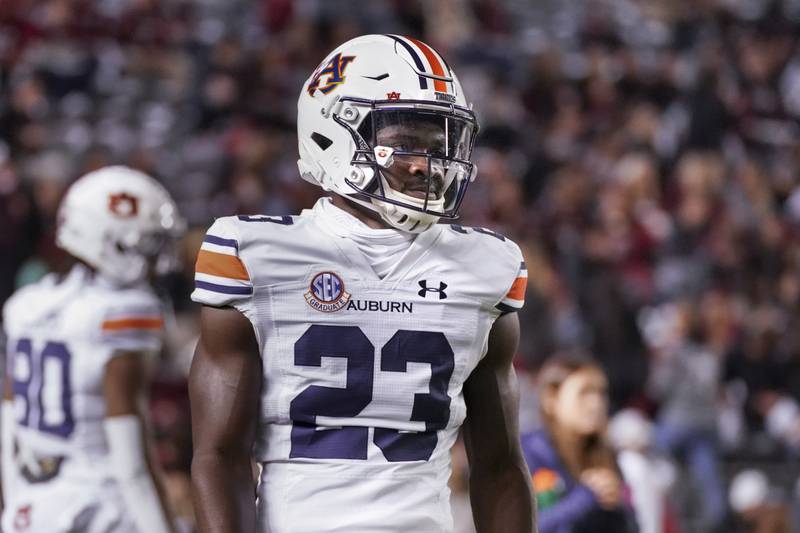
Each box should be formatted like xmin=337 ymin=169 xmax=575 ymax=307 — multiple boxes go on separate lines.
xmin=191 ymin=198 xmax=527 ymax=533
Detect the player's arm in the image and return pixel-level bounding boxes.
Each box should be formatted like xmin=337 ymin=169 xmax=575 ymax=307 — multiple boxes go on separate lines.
xmin=463 ymin=312 xmax=536 ymax=533
xmin=103 ymin=351 xmax=176 ymax=533
xmin=189 ymin=305 xmax=261 ymax=533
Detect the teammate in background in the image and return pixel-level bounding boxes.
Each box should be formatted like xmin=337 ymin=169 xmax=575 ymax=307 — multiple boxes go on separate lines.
xmin=1 ymin=166 xmax=181 ymax=532
xmin=190 ymin=35 xmax=536 ymax=532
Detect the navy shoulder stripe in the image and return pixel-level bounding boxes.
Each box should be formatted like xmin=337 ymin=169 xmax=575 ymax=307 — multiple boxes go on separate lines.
xmin=195 ymin=280 xmax=253 ymax=295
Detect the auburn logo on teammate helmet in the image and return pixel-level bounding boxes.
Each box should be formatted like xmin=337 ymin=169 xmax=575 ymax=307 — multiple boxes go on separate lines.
xmin=108 ymin=192 xmax=139 ymax=218
xmin=307 ymin=53 xmax=356 ymax=96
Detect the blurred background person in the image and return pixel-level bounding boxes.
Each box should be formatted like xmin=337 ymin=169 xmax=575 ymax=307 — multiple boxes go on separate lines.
xmin=727 ymin=469 xmax=791 ymax=533
xmin=521 ymin=355 xmax=637 ymax=533
xmin=647 ymin=297 xmax=727 ymax=532
xmin=609 ymin=408 xmax=679 ymax=533
xmin=2 ymin=167 xmax=181 ymax=532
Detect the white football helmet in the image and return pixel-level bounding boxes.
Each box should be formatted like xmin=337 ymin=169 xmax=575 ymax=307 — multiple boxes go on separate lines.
xmin=56 ymin=166 xmax=184 ymax=285
xmin=297 ymin=34 xmax=479 ymax=233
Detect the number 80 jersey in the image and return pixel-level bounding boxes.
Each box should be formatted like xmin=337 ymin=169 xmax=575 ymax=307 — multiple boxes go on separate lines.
xmin=3 ymin=265 xmax=163 ymax=480
xmin=191 ymin=198 xmax=527 ymax=533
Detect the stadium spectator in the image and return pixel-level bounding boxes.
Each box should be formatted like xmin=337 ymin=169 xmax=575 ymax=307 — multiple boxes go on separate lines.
xmin=647 ymin=296 xmax=728 ymax=531
xmin=522 ymin=355 xmax=637 ymax=533
xmin=728 ymin=469 xmax=792 ymax=533
xmin=609 ymin=408 xmax=679 ymax=533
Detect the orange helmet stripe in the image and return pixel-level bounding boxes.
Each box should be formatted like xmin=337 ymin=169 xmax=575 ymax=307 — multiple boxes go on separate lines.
xmin=406 ymin=37 xmax=448 ymax=93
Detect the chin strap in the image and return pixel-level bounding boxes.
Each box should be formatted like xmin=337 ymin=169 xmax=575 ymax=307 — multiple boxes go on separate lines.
xmin=379 ymin=208 xmax=436 ymax=233
xmin=355 ymin=145 xmax=444 ymax=232
xmin=336 ymin=179 xmax=440 ymax=233
xmin=376 ymin=168 xmax=444 ymax=232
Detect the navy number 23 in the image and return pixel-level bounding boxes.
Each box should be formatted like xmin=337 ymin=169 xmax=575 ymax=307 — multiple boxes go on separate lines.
xmin=290 ymin=325 xmax=454 ymax=462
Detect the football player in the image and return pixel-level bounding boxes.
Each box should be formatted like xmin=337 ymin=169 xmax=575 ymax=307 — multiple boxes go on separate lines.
xmin=1 ymin=166 xmax=180 ymax=532
xmin=190 ymin=35 xmax=536 ymax=533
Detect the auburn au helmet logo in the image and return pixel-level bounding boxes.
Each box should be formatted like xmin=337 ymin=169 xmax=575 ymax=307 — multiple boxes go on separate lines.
xmin=108 ymin=192 xmax=139 ymax=218
xmin=307 ymin=53 xmax=356 ymax=96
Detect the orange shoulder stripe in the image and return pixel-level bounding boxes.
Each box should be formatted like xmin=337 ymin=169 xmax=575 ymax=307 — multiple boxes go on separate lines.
xmin=102 ymin=317 xmax=163 ymax=331
xmin=195 ymin=249 xmax=250 ymax=281
xmin=506 ymin=276 xmax=528 ymax=301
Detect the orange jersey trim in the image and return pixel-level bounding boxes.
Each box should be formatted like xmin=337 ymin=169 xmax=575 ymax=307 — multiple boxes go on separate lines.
xmin=407 ymin=37 xmax=447 ymax=93
xmin=102 ymin=317 xmax=163 ymax=331
xmin=195 ymin=249 xmax=250 ymax=281
xmin=506 ymin=276 xmax=528 ymax=301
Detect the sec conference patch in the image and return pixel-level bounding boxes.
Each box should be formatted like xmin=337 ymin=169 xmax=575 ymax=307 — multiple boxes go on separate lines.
xmin=305 ymin=271 xmax=351 ymax=312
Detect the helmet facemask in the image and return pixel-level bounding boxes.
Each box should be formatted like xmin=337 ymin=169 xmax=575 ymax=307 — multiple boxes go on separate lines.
xmin=335 ymin=98 xmax=479 ymax=232
xmin=113 ymin=203 xmax=186 ymax=283
xmin=112 ymin=227 xmax=183 ymax=282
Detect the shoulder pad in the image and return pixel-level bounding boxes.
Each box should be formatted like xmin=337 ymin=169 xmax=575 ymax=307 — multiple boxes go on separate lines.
xmin=191 ymin=216 xmax=254 ymax=309
xmin=98 ymin=286 xmax=163 ymax=352
xmin=444 ymin=224 xmax=527 ymax=313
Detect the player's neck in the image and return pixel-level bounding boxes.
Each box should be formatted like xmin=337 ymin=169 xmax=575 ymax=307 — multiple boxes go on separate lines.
xmin=330 ymin=194 xmax=393 ymax=230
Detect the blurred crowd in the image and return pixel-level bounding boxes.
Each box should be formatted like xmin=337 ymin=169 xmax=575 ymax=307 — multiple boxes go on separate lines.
xmin=3 ymin=0 xmax=800 ymax=531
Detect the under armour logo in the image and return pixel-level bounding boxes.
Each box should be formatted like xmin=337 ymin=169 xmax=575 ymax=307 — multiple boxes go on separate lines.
xmin=418 ymin=280 xmax=447 ymax=299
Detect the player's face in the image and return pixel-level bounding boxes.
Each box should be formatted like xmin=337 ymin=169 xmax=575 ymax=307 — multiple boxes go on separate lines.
xmin=552 ymin=368 xmax=609 ymax=436
xmin=375 ymin=123 xmax=447 ymax=200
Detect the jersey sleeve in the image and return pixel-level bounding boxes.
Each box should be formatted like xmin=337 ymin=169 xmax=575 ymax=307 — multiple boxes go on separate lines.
xmin=191 ymin=217 xmax=253 ymax=309
xmin=99 ymin=291 xmax=164 ymax=353
xmin=495 ymin=251 xmax=527 ymax=315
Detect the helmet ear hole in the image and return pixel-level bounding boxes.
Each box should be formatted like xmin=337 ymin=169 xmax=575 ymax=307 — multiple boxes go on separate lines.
xmin=357 ymin=116 xmax=374 ymax=144
xmin=311 ymin=132 xmax=333 ymax=150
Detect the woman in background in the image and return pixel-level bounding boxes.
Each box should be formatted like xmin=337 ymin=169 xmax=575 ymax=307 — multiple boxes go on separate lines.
xmin=521 ymin=355 xmax=638 ymax=533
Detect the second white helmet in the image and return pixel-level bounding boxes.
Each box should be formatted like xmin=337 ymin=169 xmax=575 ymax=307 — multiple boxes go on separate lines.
xmin=56 ymin=166 xmax=184 ymax=286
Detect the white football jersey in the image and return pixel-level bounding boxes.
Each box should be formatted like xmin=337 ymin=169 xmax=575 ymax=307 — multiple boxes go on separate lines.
xmin=192 ymin=198 xmax=527 ymax=533
xmin=2 ymin=264 xmax=162 ymax=532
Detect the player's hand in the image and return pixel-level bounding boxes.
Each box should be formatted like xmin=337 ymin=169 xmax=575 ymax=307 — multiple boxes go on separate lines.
xmin=580 ymin=468 xmax=622 ymax=510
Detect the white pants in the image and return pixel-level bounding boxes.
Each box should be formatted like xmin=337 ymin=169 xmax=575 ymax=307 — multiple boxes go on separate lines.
xmin=2 ymin=477 xmax=136 ymax=533
xmin=256 ymin=462 xmax=454 ymax=533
